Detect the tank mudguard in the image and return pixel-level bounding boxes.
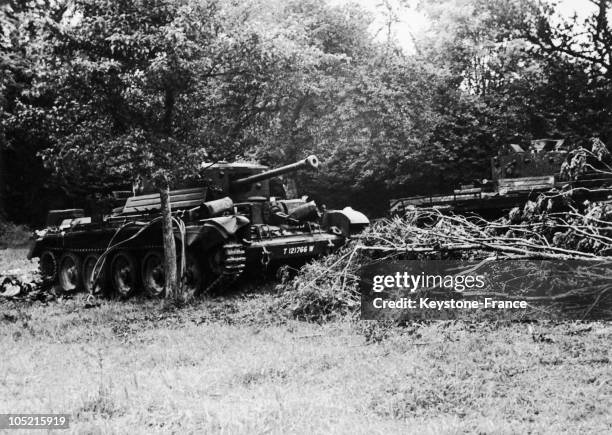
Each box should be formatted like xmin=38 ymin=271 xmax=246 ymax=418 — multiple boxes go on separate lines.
xmin=185 ymin=215 xmax=250 ymax=251
xmin=322 ymin=207 xmax=369 ymax=237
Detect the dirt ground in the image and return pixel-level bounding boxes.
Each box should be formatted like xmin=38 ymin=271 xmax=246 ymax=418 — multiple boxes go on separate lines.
xmin=1 ymin=248 xmax=611 ymax=434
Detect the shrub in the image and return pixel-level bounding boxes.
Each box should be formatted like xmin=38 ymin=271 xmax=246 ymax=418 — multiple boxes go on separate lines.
xmin=0 ymin=218 xmax=32 ymax=248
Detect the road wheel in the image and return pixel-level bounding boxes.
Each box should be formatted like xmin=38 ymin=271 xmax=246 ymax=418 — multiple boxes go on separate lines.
xmin=82 ymin=254 xmax=106 ymax=295
xmin=39 ymin=251 xmax=58 ymax=283
xmin=141 ymin=250 xmax=165 ymax=298
xmin=182 ymin=252 xmax=204 ymax=299
xmin=142 ymin=250 xmax=204 ymax=299
xmin=110 ymin=251 xmax=139 ymax=298
xmin=58 ymin=252 xmax=82 ymax=292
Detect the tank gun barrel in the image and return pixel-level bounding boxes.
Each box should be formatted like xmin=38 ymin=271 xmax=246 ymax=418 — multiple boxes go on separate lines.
xmin=231 ymin=155 xmax=319 ymax=187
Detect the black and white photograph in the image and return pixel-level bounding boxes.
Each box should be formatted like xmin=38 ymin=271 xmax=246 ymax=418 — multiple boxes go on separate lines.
xmin=1 ymin=0 xmax=611 ymax=433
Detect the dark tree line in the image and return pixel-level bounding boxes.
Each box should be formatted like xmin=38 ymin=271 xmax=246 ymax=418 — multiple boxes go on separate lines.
xmin=1 ymin=0 xmax=611 ymax=223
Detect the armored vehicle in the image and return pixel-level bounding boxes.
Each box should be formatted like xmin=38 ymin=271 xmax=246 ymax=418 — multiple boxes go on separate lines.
xmin=389 ymin=139 xmax=612 ymax=217
xmin=29 ymin=156 xmax=369 ymax=297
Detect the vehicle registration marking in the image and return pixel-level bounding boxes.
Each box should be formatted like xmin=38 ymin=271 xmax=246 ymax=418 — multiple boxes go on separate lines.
xmin=283 ymin=245 xmax=315 ymax=255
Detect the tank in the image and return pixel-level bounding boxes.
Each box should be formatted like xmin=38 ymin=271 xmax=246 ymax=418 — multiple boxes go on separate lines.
xmin=28 ymin=155 xmax=369 ymax=298
xmin=389 ymin=138 xmax=612 ymax=217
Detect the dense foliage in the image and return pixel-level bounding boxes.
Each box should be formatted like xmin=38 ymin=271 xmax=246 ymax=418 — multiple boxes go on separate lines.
xmin=1 ymin=0 xmax=611 ymax=223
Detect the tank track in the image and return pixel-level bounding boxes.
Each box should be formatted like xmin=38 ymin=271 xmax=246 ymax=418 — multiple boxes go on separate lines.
xmin=42 ymin=242 xmax=246 ymax=297
xmin=202 ymin=242 xmax=246 ymax=295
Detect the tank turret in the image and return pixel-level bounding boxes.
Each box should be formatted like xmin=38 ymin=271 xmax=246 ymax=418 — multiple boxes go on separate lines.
xmin=202 ymin=155 xmax=320 ymax=202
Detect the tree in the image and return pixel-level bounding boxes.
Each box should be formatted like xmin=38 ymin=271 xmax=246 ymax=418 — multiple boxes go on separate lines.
xmin=1 ymin=1 xmax=70 ymax=222
xmin=245 ymin=0 xmax=447 ymax=212
xmin=515 ymin=0 xmax=612 ymax=81
xmin=5 ymin=0 xmax=610 ymax=226
xmin=483 ymin=0 xmax=612 ymax=143
xmin=410 ymin=0 xmax=612 ymax=193
xmin=12 ymin=0 xmax=282 ymax=297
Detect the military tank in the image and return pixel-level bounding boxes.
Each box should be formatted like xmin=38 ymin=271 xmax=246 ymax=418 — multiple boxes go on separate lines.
xmin=389 ymin=138 xmax=612 ymax=218
xmin=28 ymin=156 xmax=369 ymax=297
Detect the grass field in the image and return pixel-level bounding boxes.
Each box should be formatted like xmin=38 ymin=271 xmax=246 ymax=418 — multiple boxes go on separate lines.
xmin=1 ymin=248 xmax=611 ymax=434
xmin=0 ymin=248 xmax=37 ymax=276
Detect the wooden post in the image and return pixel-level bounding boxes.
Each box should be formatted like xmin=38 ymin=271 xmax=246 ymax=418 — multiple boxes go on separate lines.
xmin=159 ymin=185 xmax=179 ymax=298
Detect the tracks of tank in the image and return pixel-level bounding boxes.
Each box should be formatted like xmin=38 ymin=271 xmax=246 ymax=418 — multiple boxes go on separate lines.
xmin=202 ymin=243 xmax=246 ymax=295
xmin=39 ymin=241 xmax=246 ymax=297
